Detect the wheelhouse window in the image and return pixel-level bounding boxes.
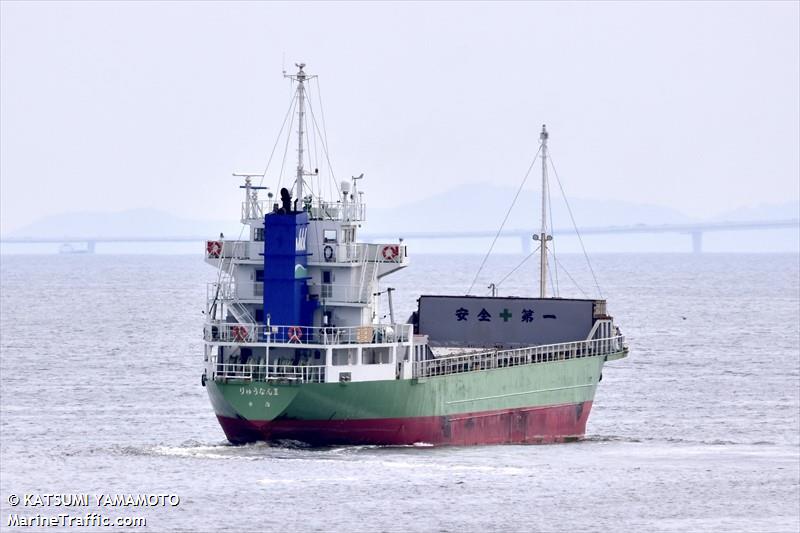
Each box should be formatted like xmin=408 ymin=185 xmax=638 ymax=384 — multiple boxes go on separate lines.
xmin=362 ymin=347 xmax=393 ymax=365
xmin=332 ymin=348 xmax=358 ymax=366
xmin=323 ymin=229 xmax=337 ymax=243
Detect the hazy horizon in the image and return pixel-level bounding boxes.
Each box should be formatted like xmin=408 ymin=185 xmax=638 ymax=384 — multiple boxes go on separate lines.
xmin=3 ymin=184 xmax=799 ymax=237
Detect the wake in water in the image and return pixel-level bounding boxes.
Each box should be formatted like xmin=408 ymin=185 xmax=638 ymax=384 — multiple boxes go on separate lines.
xmin=585 ymin=434 xmax=781 ymax=446
xmin=101 ymin=432 xmax=783 ymax=466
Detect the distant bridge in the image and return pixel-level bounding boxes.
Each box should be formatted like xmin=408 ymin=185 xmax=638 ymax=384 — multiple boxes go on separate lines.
xmin=0 ymin=219 xmax=797 ymax=254
xmin=363 ymin=219 xmax=800 ymax=253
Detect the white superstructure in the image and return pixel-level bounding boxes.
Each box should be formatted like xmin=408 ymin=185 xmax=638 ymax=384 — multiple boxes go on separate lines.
xmin=202 ymin=64 xmax=418 ymax=385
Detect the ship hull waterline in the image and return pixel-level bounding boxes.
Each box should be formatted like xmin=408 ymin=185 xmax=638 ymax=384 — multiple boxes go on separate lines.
xmin=206 ymin=353 xmax=614 ymax=446
xmin=216 ymin=401 xmax=593 ymax=446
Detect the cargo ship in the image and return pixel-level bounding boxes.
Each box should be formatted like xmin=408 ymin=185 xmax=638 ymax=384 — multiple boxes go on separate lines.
xmin=201 ymin=64 xmax=628 ymax=446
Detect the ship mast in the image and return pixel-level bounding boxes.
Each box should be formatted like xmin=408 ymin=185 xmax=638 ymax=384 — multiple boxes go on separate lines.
xmin=538 ymin=124 xmax=550 ymax=298
xmin=285 ymin=63 xmax=316 ymax=201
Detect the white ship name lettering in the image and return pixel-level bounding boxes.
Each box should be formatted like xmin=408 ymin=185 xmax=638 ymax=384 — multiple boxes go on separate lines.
xmin=239 ymin=387 xmax=279 ymax=397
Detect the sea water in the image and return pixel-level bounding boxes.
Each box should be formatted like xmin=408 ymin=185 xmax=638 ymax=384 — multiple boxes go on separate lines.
xmin=0 ymin=253 xmax=798 ymax=532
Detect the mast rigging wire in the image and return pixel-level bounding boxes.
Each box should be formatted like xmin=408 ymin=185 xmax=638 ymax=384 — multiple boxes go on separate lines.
xmin=299 ymin=91 xmax=324 ymax=249
xmin=553 ymin=254 xmax=590 ymax=299
xmin=314 ymin=78 xmax=331 ymax=155
xmin=313 ymin=78 xmax=333 ymax=200
xmin=305 ymin=94 xmax=341 ymax=197
xmin=303 ymin=82 xmax=322 ymax=200
xmin=493 ymin=245 xmax=541 ymax=292
xmin=548 ymin=247 xmax=557 ymax=296
xmin=466 ymin=144 xmax=543 ymax=295
xmin=546 ymin=163 xmax=559 ymax=296
xmin=258 ymin=91 xmax=298 ymax=189
xmin=275 ymin=96 xmax=299 ymax=195
xmin=548 ymin=153 xmax=603 ymax=298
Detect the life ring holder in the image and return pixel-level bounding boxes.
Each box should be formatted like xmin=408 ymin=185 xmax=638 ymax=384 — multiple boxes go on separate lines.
xmin=323 ymin=245 xmax=334 ymax=262
xmin=231 ymin=325 xmax=248 ymax=342
xmin=206 ymin=240 xmax=222 ymax=258
xmin=381 ymin=245 xmax=399 ymax=261
xmin=288 ymin=326 xmax=303 ymax=343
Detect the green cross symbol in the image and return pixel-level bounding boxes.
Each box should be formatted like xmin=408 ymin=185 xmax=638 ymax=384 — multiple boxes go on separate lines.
xmin=500 ymin=309 xmax=512 ymax=322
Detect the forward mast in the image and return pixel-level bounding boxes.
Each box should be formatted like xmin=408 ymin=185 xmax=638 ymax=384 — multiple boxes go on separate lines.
xmin=536 ymin=124 xmax=552 ymax=299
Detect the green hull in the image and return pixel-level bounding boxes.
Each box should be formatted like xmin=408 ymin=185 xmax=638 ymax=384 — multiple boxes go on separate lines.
xmin=207 ymin=353 xmax=621 ymax=445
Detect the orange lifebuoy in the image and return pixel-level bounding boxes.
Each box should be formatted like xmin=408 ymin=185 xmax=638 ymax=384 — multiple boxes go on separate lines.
xmin=232 ymin=325 xmax=248 ymax=342
xmin=381 ymin=245 xmax=399 ymax=261
xmin=288 ymin=326 xmax=303 ymax=343
xmin=206 ymin=240 xmax=222 ymax=258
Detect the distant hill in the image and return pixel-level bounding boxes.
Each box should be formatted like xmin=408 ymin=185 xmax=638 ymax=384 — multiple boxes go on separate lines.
xmin=367 ymin=183 xmax=693 ymax=233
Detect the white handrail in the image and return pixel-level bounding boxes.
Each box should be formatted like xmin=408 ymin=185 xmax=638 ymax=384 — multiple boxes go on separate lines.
xmin=241 ymin=201 xmax=266 ymax=221
xmin=204 ymin=322 xmax=412 ymax=345
xmin=205 ymin=240 xmax=256 ymax=260
xmin=314 ymin=243 xmax=408 ymax=264
xmin=307 ymin=283 xmax=372 ymax=304
xmin=241 ymin=199 xmax=367 ymax=222
xmin=308 ymin=200 xmax=366 ymax=222
xmin=214 ymin=363 xmax=326 ymax=383
xmin=413 ymin=335 xmax=627 ymax=378
xmin=207 ymin=281 xmax=264 ymax=301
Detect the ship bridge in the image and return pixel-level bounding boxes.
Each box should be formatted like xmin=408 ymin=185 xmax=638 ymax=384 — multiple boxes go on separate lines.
xmin=203 ymin=63 xmax=411 ymax=385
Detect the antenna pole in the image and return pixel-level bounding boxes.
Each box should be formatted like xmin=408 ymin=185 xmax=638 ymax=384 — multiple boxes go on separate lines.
xmin=539 ymin=125 xmax=549 ymax=299
xmin=295 ymin=63 xmax=307 ymax=201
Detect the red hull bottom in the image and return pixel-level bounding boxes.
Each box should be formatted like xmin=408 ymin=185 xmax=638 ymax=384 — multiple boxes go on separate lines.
xmin=217 ymin=401 xmax=594 ymax=446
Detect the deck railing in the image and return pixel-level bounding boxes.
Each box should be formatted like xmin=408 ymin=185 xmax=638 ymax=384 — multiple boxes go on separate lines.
xmin=209 ymin=281 xmax=369 ymax=305
xmin=207 ymin=281 xmax=264 ymax=302
xmin=308 ymin=200 xmax=366 ymax=222
xmin=205 ymin=240 xmax=259 ymax=261
xmin=307 ymin=283 xmax=370 ymax=304
xmin=206 ymin=237 xmax=405 ymax=265
xmin=241 ymin=199 xmax=366 ymax=222
xmin=315 ymin=243 xmax=407 ymax=264
xmin=311 ymin=242 xmax=408 ymax=263
xmin=204 ymin=322 xmax=412 ymax=345
xmin=214 ymin=363 xmax=326 ymax=383
xmin=241 ymin=200 xmax=266 ymax=222
xmin=413 ymin=335 xmax=627 ymax=378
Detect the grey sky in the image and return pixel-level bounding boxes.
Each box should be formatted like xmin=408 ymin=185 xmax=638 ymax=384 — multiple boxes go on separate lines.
xmin=1 ymin=1 xmax=798 ymax=234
